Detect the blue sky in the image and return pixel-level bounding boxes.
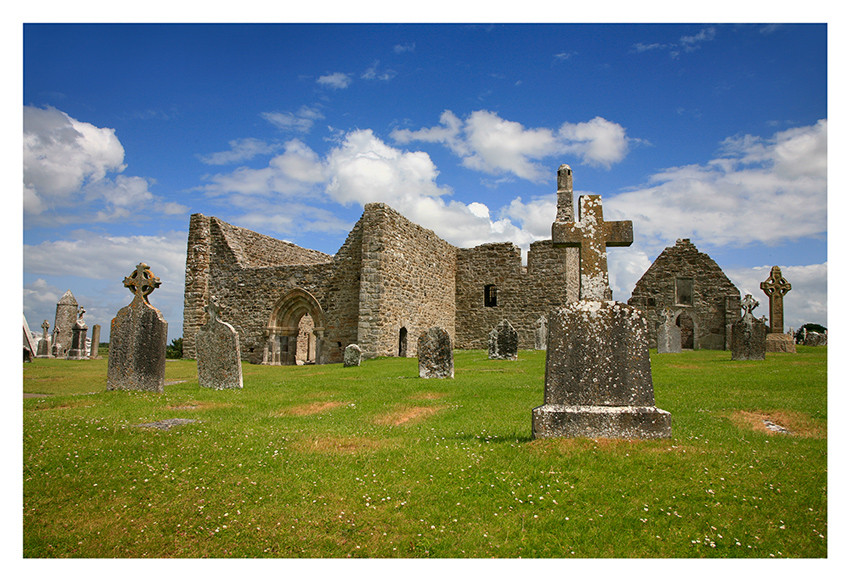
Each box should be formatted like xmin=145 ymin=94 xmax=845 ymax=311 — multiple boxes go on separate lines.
xmin=21 ymin=20 xmax=829 ymax=341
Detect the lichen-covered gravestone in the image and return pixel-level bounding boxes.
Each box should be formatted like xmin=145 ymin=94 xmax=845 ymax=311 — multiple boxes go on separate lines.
xmin=534 ymin=315 xmax=548 ymax=350
xmin=488 ymin=319 xmax=518 ymax=360
xmin=533 ymin=187 xmax=671 ymax=439
xmin=418 ymin=327 xmax=454 ymax=379
xmin=730 ymin=294 xmax=766 ymax=361
xmin=760 ymin=266 xmax=796 ymax=353
xmin=66 ymin=307 xmax=88 ymax=360
xmin=107 ymin=263 xmax=168 ymax=393
xmin=343 ymin=343 xmax=362 ymax=367
xmin=196 ymin=297 xmax=243 ymax=389
xmin=656 ymin=307 xmax=683 ymax=354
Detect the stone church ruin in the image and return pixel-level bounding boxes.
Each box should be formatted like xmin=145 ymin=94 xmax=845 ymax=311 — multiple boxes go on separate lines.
xmin=183 ymin=166 xmax=581 ymax=364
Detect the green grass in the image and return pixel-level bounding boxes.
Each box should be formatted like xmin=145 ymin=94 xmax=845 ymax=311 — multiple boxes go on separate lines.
xmin=23 ymin=347 xmax=827 ymax=558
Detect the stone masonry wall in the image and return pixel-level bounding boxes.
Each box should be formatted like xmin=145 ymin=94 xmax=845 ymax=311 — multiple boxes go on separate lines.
xmin=628 ymin=238 xmax=740 ymax=350
xmin=455 ymin=240 xmax=579 ymax=349
xmin=357 ymin=203 xmax=457 ymax=358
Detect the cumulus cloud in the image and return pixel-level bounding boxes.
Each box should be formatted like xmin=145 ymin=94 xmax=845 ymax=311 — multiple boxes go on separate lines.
xmin=260 ymin=106 xmax=324 ymax=134
xmin=317 ymin=72 xmax=352 ymax=89
xmin=391 ymin=110 xmax=630 ymax=181
xmin=606 ymin=119 xmax=827 ymax=249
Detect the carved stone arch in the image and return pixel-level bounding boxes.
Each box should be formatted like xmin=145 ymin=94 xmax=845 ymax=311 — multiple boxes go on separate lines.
xmin=264 ymin=288 xmax=325 ymax=365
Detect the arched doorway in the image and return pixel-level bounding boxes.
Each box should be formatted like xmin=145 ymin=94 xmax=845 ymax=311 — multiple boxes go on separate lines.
xmin=265 ymin=288 xmax=324 ymax=365
xmin=677 ymin=312 xmax=695 ymax=350
xmin=398 ymin=327 xmax=408 ymax=357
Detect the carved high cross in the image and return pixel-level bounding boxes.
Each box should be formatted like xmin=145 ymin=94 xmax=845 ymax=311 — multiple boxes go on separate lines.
xmin=741 ymin=294 xmax=759 ymax=322
xmin=41 ymin=320 xmax=50 ymax=339
xmin=760 ymin=266 xmax=791 ymax=334
xmin=123 ymin=263 xmax=161 ymax=304
xmin=552 ymin=194 xmax=633 ymax=301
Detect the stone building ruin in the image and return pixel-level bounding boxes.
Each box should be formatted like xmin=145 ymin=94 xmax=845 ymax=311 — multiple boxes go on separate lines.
xmin=628 ymin=238 xmax=741 ymax=350
xmin=183 ymin=166 xmax=581 ymax=364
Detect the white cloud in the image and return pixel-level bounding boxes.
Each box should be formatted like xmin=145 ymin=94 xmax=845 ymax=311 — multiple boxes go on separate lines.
xmin=606 ymin=120 xmax=827 ymax=249
xmin=361 ymin=61 xmax=396 ymax=81
xmin=391 ymin=110 xmax=630 ymax=181
xmin=260 ymin=106 xmax=324 ymax=134
xmin=726 ymin=263 xmax=828 ymax=329
xmin=394 ymin=43 xmax=415 ymax=54
xmin=317 ymin=72 xmax=352 ymax=89
xmin=198 ymin=138 xmax=283 ymax=165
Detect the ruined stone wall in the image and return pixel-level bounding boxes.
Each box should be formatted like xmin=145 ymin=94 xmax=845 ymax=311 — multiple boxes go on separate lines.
xmin=455 ymin=240 xmax=579 ymax=349
xmin=628 ymin=238 xmax=740 ymax=350
xmin=357 ymin=203 xmax=457 ymax=358
xmin=183 ymin=214 xmax=211 ymax=359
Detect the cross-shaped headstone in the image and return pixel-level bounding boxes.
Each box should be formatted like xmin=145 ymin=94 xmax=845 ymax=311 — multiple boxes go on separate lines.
xmin=123 ymin=262 xmax=161 ymax=304
xmin=760 ymin=266 xmax=791 ymax=334
xmin=552 ymin=194 xmax=633 ymax=300
xmin=741 ymin=294 xmax=759 ymax=321
xmin=41 ymin=320 xmax=50 ymax=339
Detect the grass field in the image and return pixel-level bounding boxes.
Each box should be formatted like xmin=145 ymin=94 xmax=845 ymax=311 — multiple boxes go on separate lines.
xmin=23 ymin=347 xmax=827 ymax=558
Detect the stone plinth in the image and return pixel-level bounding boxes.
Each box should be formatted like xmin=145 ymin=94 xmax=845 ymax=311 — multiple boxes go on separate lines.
xmin=766 ymin=332 xmax=796 ymax=353
xmin=532 ymin=301 xmax=671 ymax=439
xmin=196 ymin=303 xmax=243 ymax=390
xmin=730 ymin=318 xmax=766 ymax=361
xmin=418 ymin=327 xmax=453 ymax=379
xmin=488 ymin=319 xmax=518 ymax=360
xmin=343 ymin=344 xmax=362 ymax=367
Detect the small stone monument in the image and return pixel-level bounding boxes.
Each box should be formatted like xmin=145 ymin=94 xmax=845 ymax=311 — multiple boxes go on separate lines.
xmin=343 ymin=344 xmax=362 ymax=367
xmin=196 ymin=296 xmax=243 ymax=390
xmin=534 ymin=315 xmax=548 ymax=350
xmin=107 ymin=263 xmax=168 ymax=393
xmin=51 ymin=326 xmax=62 ymax=358
xmin=488 ymin=319 xmax=518 ymax=360
xmin=66 ymin=307 xmax=89 ymax=360
xmin=760 ymin=266 xmax=795 ymax=353
xmin=730 ymin=294 xmax=766 ymax=361
xmin=533 ymin=175 xmax=671 ymax=440
xmin=89 ymin=324 xmax=102 ymax=359
xmin=418 ymin=326 xmax=454 ymax=379
xmin=656 ymin=308 xmax=683 ymax=353
xmin=36 ymin=320 xmax=52 ymax=358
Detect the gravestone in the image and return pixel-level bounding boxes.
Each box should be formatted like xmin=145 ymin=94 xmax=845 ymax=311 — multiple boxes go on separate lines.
xmin=36 ymin=320 xmax=51 ymax=358
xmin=107 ymin=263 xmax=168 ymax=393
xmin=534 ymin=315 xmax=548 ymax=350
xmin=53 ymin=290 xmax=78 ymax=357
xmin=196 ymin=296 xmax=243 ymax=389
xmin=488 ymin=319 xmax=518 ymax=360
xmin=89 ymin=324 xmax=101 ymax=359
xmin=533 ymin=192 xmax=671 ymax=439
xmin=66 ymin=308 xmax=88 ymax=360
xmin=418 ymin=326 xmax=454 ymax=379
xmin=343 ymin=344 xmax=362 ymax=367
xmin=51 ymin=327 xmax=62 ymax=358
xmin=760 ymin=266 xmax=795 ymax=353
xmin=656 ymin=307 xmax=683 ymax=353
xmin=730 ymin=294 xmax=766 ymax=361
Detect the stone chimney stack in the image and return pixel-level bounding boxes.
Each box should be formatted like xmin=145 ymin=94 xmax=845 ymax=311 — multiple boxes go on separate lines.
xmin=556 ymin=164 xmax=574 ymax=223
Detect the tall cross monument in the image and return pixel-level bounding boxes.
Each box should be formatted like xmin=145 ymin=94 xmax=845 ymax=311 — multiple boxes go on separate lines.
xmin=760 ymin=265 xmax=791 ymax=334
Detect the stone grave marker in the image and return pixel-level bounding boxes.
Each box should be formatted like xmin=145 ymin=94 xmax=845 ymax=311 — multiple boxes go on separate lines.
xmin=107 ymin=263 xmax=168 ymax=392
xmin=36 ymin=320 xmax=51 ymax=358
xmin=51 ymin=327 xmax=62 ymax=358
xmin=760 ymin=266 xmax=795 ymax=353
xmin=534 ymin=315 xmax=548 ymax=350
xmin=343 ymin=344 xmax=362 ymax=367
xmin=418 ymin=326 xmax=454 ymax=379
xmin=66 ymin=307 xmax=89 ymax=360
xmin=656 ymin=307 xmax=683 ymax=353
xmin=730 ymin=294 xmax=766 ymax=361
xmin=533 ymin=192 xmax=671 ymax=439
xmin=89 ymin=324 xmax=101 ymax=359
xmin=196 ymin=296 xmax=243 ymax=389
xmin=488 ymin=319 xmax=518 ymax=360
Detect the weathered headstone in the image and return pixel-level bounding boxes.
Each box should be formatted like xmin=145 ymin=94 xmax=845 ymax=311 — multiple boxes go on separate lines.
xmin=196 ymin=296 xmax=243 ymax=390
xmin=36 ymin=320 xmax=52 ymax=358
xmin=107 ymin=263 xmax=168 ymax=393
xmin=51 ymin=327 xmax=62 ymax=358
xmin=533 ymin=190 xmax=671 ymax=439
xmin=89 ymin=324 xmax=101 ymax=359
xmin=343 ymin=343 xmax=362 ymax=367
xmin=66 ymin=308 xmax=89 ymax=360
xmin=760 ymin=266 xmax=795 ymax=353
xmin=488 ymin=319 xmax=518 ymax=360
xmin=534 ymin=315 xmax=548 ymax=350
xmin=418 ymin=326 xmax=454 ymax=379
xmin=53 ymin=290 xmax=78 ymax=357
xmin=656 ymin=307 xmax=683 ymax=353
xmin=730 ymin=294 xmax=766 ymax=361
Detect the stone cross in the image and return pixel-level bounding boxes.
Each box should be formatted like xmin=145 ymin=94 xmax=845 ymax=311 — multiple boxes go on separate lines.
xmin=41 ymin=320 xmax=49 ymax=339
xmin=741 ymin=294 xmax=759 ymax=323
xmin=123 ymin=262 xmax=162 ymax=304
xmin=760 ymin=266 xmax=791 ymax=334
xmin=552 ymin=194 xmax=633 ymax=301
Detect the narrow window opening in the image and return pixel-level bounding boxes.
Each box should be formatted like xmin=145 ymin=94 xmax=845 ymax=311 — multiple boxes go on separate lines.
xmin=398 ymin=327 xmax=408 ymax=357
xmin=675 ymin=277 xmax=694 ymax=306
xmin=484 ymin=284 xmax=498 ymax=307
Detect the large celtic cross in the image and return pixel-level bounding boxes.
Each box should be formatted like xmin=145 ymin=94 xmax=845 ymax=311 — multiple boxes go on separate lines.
xmin=760 ymin=266 xmax=791 ymax=334
xmin=123 ymin=263 xmax=161 ymax=304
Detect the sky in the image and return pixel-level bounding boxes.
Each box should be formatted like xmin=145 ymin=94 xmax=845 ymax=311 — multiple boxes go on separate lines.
xmin=19 ymin=18 xmax=829 ymax=342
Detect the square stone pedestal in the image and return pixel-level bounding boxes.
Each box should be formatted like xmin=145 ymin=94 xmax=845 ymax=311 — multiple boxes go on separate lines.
xmin=532 ymin=404 xmax=672 ymax=439
xmin=766 ymin=333 xmax=796 ymax=353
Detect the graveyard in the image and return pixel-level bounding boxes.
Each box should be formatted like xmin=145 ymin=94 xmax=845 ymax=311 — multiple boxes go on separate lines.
xmin=23 ymin=346 xmax=826 ymax=558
